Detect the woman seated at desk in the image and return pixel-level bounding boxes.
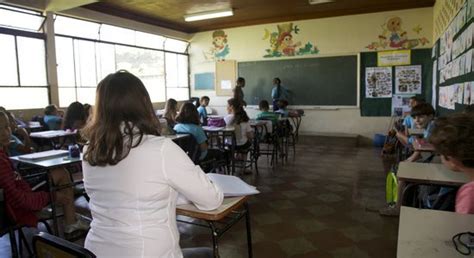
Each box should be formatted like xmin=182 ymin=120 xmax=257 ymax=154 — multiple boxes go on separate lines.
xmin=81 ymin=70 xmax=223 ymax=257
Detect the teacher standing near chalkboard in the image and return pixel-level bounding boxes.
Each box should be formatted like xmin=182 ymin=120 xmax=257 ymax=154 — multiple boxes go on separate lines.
xmin=271 ymin=78 xmax=289 ymax=111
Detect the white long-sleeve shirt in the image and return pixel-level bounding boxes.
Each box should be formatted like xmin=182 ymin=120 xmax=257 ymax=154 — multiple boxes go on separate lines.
xmin=83 ymin=136 xmax=223 ymax=258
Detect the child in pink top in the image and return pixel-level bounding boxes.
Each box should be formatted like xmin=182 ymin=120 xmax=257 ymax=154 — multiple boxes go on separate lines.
xmin=429 ymin=113 xmax=474 ymax=214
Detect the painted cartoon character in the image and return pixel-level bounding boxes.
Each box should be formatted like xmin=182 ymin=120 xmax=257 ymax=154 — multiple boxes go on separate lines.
xmin=365 ymin=16 xmax=429 ymax=51
xmin=276 ymin=32 xmax=301 ymax=56
xmin=212 ymin=30 xmax=229 ymax=60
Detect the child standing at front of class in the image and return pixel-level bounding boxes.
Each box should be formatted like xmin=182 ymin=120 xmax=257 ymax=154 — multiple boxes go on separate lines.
xmin=197 ymin=96 xmax=210 ymax=126
xmin=429 ymin=113 xmax=474 ymax=214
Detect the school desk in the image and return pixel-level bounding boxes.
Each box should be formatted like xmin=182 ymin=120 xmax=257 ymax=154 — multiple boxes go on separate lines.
xmin=398 ymin=206 xmax=474 ymax=258
xmin=30 ymin=130 xmax=78 ymax=150
xmin=397 ymin=162 xmax=469 ymax=206
xmin=10 ymin=151 xmax=82 ymax=235
xmin=176 ymin=196 xmax=252 ymax=258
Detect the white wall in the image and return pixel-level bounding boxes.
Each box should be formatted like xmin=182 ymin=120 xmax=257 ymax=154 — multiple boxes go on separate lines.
xmin=189 ymin=7 xmax=434 ymax=140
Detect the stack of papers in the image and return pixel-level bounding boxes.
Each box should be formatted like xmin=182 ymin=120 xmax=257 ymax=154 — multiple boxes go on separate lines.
xmin=18 ymin=150 xmax=69 ymax=161
xmin=202 ymin=126 xmax=224 ymax=131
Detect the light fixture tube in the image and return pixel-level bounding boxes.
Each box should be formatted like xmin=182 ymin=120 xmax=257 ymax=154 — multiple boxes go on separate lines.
xmin=184 ymin=8 xmax=233 ymax=22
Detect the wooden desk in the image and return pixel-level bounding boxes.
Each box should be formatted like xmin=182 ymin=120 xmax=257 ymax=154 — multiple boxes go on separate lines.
xmin=11 ymin=152 xmax=82 ymax=235
xmin=397 ymin=162 xmax=469 ymax=207
xmin=177 ymin=196 xmax=252 ymax=258
xmin=398 ymin=206 xmax=474 ymax=258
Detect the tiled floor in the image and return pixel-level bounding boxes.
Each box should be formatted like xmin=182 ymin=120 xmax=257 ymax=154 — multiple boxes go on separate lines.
xmin=179 ymin=136 xmax=398 ymax=258
xmin=1 ymin=136 xmax=398 ymax=257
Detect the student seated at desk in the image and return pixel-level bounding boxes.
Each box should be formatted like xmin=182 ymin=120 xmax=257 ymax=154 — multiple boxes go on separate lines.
xmin=174 ymin=103 xmax=226 ymax=165
xmin=163 ymin=98 xmax=178 ymax=129
xmin=197 ymin=96 xmax=210 ymax=126
xmin=429 ymin=113 xmax=474 ymax=214
xmin=402 ymin=96 xmax=423 ymax=133
xmin=62 ymin=101 xmax=87 ymax=131
xmin=274 ymin=99 xmax=289 ymax=117
xmin=81 ymin=71 xmax=223 ymax=257
xmin=256 ymin=100 xmax=279 ymax=125
xmin=395 ymin=103 xmax=435 ymax=162
xmin=0 ymin=111 xmax=89 ymax=233
xmin=6 ymin=112 xmax=34 ymax=156
xmin=43 ymin=104 xmax=63 ymax=130
xmin=225 ymin=98 xmax=254 ymax=151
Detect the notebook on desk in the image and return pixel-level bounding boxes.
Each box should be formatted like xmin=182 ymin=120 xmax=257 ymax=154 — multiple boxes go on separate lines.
xmin=18 ymin=150 xmax=69 ymax=161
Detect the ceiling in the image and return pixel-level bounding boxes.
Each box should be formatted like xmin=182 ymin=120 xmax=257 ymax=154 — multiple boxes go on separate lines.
xmin=82 ymin=0 xmax=435 ymax=33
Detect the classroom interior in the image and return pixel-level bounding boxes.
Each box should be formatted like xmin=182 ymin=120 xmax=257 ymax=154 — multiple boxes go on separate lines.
xmin=0 ymin=0 xmax=473 ymax=257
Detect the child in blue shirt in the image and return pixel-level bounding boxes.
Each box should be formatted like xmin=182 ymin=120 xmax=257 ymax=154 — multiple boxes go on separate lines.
xmin=43 ymin=104 xmax=62 ymax=130
xmin=174 ymin=103 xmax=225 ymax=166
xmin=197 ymin=96 xmax=210 ymax=126
xmin=275 ymin=99 xmax=289 ymax=117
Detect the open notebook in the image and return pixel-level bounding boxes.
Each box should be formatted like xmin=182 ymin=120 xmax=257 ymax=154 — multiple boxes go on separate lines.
xmin=177 ymin=174 xmax=259 ymax=205
xmin=18 ymin=150 xmax=69 ymax=161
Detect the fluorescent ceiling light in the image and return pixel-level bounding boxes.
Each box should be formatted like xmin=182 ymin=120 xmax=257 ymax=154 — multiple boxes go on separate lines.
xmin=308 ymin=0 xmax=335 ymax=5
xmin=184 ymin=8 xmax=233 ymax=22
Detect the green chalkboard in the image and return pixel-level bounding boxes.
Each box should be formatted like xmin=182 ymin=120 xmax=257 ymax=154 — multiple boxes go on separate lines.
xmin=238 ymin=56 xmax=358 ymax=106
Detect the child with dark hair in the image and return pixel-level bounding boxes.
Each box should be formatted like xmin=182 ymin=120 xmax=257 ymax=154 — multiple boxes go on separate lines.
xmin=63 ymin=102 xmax=87 ymax=131
xmin=163 ymin=98 xmax=179 ymax=129
xmin=225 ymin=98 xmax=253 ymax=151
xmin=402 ymin=103 xmax=436 ymax=162
xmin=402 ymin=96 xmax=424 ymax=131
xmin=256 ymin=100 xmax=279 ymax=124
xmin=197 ymin=96 xmax=210 ymax=126
xmin=429 ymin=113 xmax=474 ymax=214
xmin=43 ymin=104 xmax=62 ymax=130
xmin=275 ymin=99 xmax=290 ymax=117
xmin=234 ymin=77 xmax=246 ymax=106
xmin=5 ymin=112 xmax=34 ymax=156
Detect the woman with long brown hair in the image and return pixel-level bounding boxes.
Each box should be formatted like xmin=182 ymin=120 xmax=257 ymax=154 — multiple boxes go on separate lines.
xmin=82 ymin=70 xmax=223 ymax=257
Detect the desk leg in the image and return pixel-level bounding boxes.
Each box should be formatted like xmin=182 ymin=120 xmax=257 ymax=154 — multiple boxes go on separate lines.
xmin=245 ymin=203 xmax=253 ymax=258
xmin=47 ymin=171 xmax=59 ymax=236
xmin=208 ymin=222 xmax=220 ymax=258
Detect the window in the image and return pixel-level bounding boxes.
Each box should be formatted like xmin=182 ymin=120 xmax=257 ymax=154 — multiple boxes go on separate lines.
xmin=55 ymin=15 xmax=190 ymax=106
xmin=165 ymin=53 xmax=189 ymax=101
xmin=0 ymin=5 xmax=49 ymax=109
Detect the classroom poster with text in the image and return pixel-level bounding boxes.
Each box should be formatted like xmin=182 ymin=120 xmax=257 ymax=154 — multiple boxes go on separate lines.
xmin=365 ymin=67 xmax=393 ymax=98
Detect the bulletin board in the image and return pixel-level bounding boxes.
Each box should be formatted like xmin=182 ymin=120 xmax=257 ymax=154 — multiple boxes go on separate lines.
xmin=215 ymin=60 xmax=237 ymax=96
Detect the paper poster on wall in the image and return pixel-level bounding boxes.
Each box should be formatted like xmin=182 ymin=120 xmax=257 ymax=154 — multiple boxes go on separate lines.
xmin=439 ymin=86 xmax=455 ymax=110
xmin=377 ymin=50 xmax=411 ymax=66
xmin=365 ymin=67 xmax=392 ymax=98
xmin=464 ymin=82 xmax=473 ymax=104
xmin=466 ymin=49 xmax=473 ymax=73
xmin=453 ymin=83 xmax=464 ymax=104
xmin=432 ymin=60 xmax=437 ymax=108
xmin=220 ymin=80 xmax=232 ymax=90
xmin=392 ymin=94 xmax=414 ymax=116
xmin=395 ymin=65 xmax=422 ymax=94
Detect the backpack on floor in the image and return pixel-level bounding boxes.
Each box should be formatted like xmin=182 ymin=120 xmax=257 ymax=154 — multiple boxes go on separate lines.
xmin=385 ymin=170 xmax=398 ymax=205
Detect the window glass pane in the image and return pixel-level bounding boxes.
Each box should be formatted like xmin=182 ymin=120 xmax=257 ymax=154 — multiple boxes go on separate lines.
xmin=74 ymin=40 xmax=97 ymax=87
xmin=17 ymin=36 xmax=47 ymax=86
xmin=177 ymin=54 xmax=188 ymax=87
xmin=77 ymin=88 xmax=96 ymax=105
xmin=96 ymin=43 xmax=116 ymax=81
xmin=164 ymin=38 xmax=188 ymax=53
xmin=58 ymin=87 xmax=76 ymax=108
xmin=165 ymin=53 xmax=177 ymax=88
xmin=0 ymin=8 xmax=44 ymax=32
xmin=100 ymin=24 xmax=135 ymax=45
xmin=56 ymin=36 xmax=75 ymax=87
xmin=54 ymin=16 xmax=99 ymax=39
xmin=136 ymin=31 xmax=165 ymax=49
xmin=0 ymin=88 xmax=48 ymax=109
xmin=0 ymin=34 xmax=18 ymax=86
xmin=115 ymin=45 xmax=165 ymax=102
xmin=166 ymin=87 xmax=189 ymax=101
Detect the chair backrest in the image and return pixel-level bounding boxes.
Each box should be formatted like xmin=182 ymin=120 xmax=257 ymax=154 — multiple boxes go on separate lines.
xmin=0 ymin=189 xmax=9 ymax=234
xmin=174 ymin=134 xmax=201 ymax=164
xmin=33 ymin=232 xmax=96 ymax=258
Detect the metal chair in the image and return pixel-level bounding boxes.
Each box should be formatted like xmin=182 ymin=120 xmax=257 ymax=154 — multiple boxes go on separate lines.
xmin=33 ymin=231 xmax=96 ymax=258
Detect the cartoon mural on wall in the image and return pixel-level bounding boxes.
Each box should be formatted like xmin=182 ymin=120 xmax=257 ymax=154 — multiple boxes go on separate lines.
xmin=366 ymin=17 xmax=429 ymax=51
xmin=204 ymin=30 xmax=230 ymax=61
xmin=262 ymin=23 xmax=319 ymax=58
